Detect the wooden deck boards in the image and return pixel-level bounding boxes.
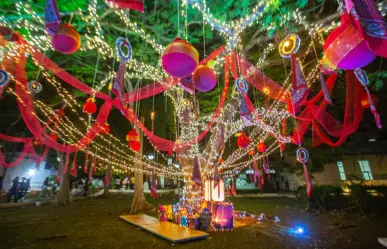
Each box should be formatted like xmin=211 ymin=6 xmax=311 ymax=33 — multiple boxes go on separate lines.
xmin=120 ymin=214 xmax=209 ymax=243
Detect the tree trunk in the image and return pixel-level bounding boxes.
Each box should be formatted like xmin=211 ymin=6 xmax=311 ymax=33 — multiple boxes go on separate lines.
xmin=129 ymin=116 xmax=152 ymax=214
xmin=56 ymin=172 xmax=70 ymax=205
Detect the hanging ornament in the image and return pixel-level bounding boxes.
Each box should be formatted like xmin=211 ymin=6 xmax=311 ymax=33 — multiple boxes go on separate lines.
xmin=191 ymin=157 xmax=202 ymax=186
xmin=129 ymin=141 xmax=141 ymax=152
xmin=0 ymin=69 xmax=11 ymax=97
xmin=279 ymin=34 xmax=309 ymax=114
xmin=355 ymin=68 xmax=382 ymax=128
xmin=106 ymin=0 xmax=145 ymax=12
xmin=257 ymin=140 xmax=267 ymax=153
xmin=236 ymin=132 xmax=251 ymax=149
xmin=296 ymin=147 xmax=312 ymax=198
xmin=236 ymin=78 xmax=252 ymax=124
xmin=83 ymin=97 xmax=97 ymax=114
xmin=28 ymin=81 xmax=42 ymax=94
xmin=51 ymin=23 xmax=81 ymax=54
xmin=235 ymin=78 xmax=248 ymax=93
xmin=319 ymin=73 xmax=333 ymax=104
xmin=192 ymin=65 xmax=217 ymax=92
xmin=101 ymin=122 xmax=110 ymax=134
xmin=127 ymin=129 xmax=141 ymax=152
xmin=248 ymin=149 xmax=255 ymax=156
xmin=167 ymin=150 xmax=173 ymax=156
xmin=116 ymin=37 xmax=133 ymax=62
xmin=322 ymin=11 xmax=375 ymax=71
xmin=162 ymin=38 xmax=199 ymax=78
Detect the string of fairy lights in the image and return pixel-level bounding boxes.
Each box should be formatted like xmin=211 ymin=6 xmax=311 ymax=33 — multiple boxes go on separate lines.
xmin=0 ymin=0 xmax=347 ymax=185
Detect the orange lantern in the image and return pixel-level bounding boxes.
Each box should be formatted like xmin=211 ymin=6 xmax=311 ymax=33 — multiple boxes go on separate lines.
xmin=51 ymin=24 xmax=81 ymax=55
xmin=126 ymin=129 xmax=139 ymax=143
xmin=162 ymin=38 xmax=199 ymax=78
xmin=83 ymin=97 xmax=97 ymax=114
xmin=257 ymin=140 xmax=267 ymax=153
xmin=360 ymin=92 xmax=378 ymax=109
xmin=248 ymin=149 xmax=255 ymax=156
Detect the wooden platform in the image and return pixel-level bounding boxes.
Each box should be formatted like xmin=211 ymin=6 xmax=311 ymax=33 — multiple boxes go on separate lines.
xmin=120 ymin=214 xmax=209 ymax=243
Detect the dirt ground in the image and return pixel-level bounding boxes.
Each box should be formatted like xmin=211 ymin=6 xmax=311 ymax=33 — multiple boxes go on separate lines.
xmin=0 ymin=195 xmax=386 ymax=249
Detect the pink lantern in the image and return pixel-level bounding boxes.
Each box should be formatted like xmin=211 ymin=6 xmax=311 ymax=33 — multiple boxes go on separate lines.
xmin=106 ymin=0 xmax=144 ymax=12
xmin=162 ymin=38 xmax=199 ymax=78
xmin=51 ymin=24 xmax=81 ymax=55
xmin=192 ymin=65 xmax=217 ymax=92
xmin=322 ymin=14 xmax=375 ymax=70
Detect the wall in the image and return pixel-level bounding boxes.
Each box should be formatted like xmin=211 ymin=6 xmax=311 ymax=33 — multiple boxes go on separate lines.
xmin=2 ymin=158 xmax=57 ymax=191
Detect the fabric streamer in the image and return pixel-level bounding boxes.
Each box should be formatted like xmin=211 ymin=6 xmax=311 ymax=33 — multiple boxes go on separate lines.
xmin=191 ymin=157 xmax=202 ymax=186
xmin=84 ymin=152 xmax=89 ymax=174
xmin=231 ymin=179 xmax=237 ymax=196
xmin=351 ymin=0 xmax=387 ymax=58
xmin=297 ymin=147 xmax=312 ymax=198
xmin=319 ymin=73 xmax=332 ymax=104
xmin=0 ymin=69 xmax=11 ymax=97
xmin=354 ymin=68 xmax=382 ymax=128
xmin=262 ymin=157 xmax=270 ymax=180
xmin=45 ymin=0 xmax=61 ymax=36
xmin=70 ymin=153 xmax=77 ymax=177
xmin=150 ymin=171 xmax=158 ymax=199
xmin=289 ymin=54 xmax=309 ymax=114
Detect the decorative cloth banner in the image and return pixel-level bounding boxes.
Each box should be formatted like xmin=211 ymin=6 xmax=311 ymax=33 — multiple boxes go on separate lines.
xmin=0 ymin=69 xmax=11 ymax=97
xmin=192 ymin=157 xmax=202 ymax=185
xmin=354 ymin=68 xmax=382 ymax=128
xmin=319 ymin=73 xmax=332 ymax=104
xmin=70 ymin=152 xmax=77 ymax=177
xmin=45 ymin=0 xmax=61 ymax=36
xmin=236 ymin=78 xmax=252 ymax=125
xmin=262 ymin=157 xmax=270 ymax=180
xmin=106 ymin=0 xmax=145 ymax=12
xmin=84 ymin=152 xmax=89 ymax=174
xmin=351 ymin=0 xmax=387 ymax=58
xmin=289 ymin=53 xmax=309 ymax=114
xmin=231 ymin=179 xmax=237 ymax=196
xmin=297 ymin=147 xmax=312 ymax=198
xmin=150 ymin=171 xmax=158 ymax=199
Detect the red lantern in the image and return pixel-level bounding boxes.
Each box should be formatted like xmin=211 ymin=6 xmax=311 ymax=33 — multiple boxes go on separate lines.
xmin=51 ymin=24 xmax=81 ymax=55
xmin=192 ymin=65 xmax=217 ymax=92
xmin=126 ymin=128 xmax=139 ymax=143
xmin=129 ymin=141 xmax=141 ymax=152
xmin=237 ymin=132 xmax=251 ymax=149
xmin=360 ymin=92 xmax=378 ymax=109
xmin=50 ymin=133 xmax=58 ymax=141
xmin=168 ymin=150 xmax=173 ymax=156
xmin=162 ymin=38 xmax=199 ymax=78
xmin=257 ymin=140 xmax=267 ymax=153
xmin=83 ymin=97 xmax=97 ymax=114
xmin=322 ymin=14 xmax=375 ymax=71
xmin=101 ymin=123 xmax=110 ymax=134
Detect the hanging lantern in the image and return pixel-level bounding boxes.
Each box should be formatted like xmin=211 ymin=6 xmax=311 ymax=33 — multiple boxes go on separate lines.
xmin=204 ymin=179 xmax=225 ymax=202
xmin=322 ymin=14 xmax=375 ymax=71
xmin=192 ymin=65 xmax=217 ymax=92
xmin=51 ymin=23 xmax=81 ymax=55
xmin=168 ymin=150 xmax=173 ymax=156
xmin=101 ymin=122 xmax=110 ymax=134
xmin=126 ymin=128 xmax=139 ymax=143
xmin=236 ymin=132 xmax=250 ymax=149
xmin=248 ymin=149 xmax=255 ymax=156
xmin=129 ymin=141 xmax=141 ymax=152
xmin=162 ymin=38 xmax=199 ymax=78
xmin=360 ymin=92 xmax=378 ymax=109
xmin=106 ymin=0 xmax=144 ymax=12
xmin=257 ymin=140 xmax=267 ymax=153
xmin=28 ymin=81 xmax=42 ymax=94
xmin=83 ymin=97 xmax=97 ymax=114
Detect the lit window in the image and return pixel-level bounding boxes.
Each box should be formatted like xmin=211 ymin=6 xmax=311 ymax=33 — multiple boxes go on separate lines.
xmin=358 ymin=160 xmax=373 ymax=180
xmin=336 ymin=161 xmax=346 ymax=180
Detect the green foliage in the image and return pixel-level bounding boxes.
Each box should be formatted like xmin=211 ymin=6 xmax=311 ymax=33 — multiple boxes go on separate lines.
xmin=297 ymin=185 xmax=345 ymax=212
